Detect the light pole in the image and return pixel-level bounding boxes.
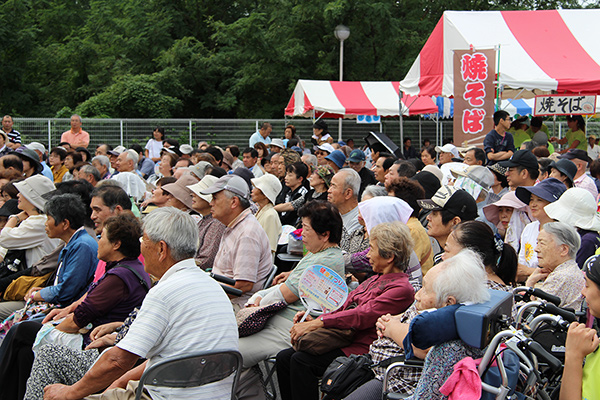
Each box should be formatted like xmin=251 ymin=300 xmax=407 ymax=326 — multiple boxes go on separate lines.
xmin=334 ymin=24 xmax=350 ymax=142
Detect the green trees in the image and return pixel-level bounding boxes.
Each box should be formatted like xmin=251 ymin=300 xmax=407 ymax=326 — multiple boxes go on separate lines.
xmin=0 ymin=0 xmax=586 ymax=119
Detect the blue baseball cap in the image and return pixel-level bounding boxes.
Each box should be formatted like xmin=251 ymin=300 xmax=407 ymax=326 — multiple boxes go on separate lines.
xmin=515 ymin=177 xmax=566 ymax=205
xmin=325 ymin=150 xmax=347 ymax=169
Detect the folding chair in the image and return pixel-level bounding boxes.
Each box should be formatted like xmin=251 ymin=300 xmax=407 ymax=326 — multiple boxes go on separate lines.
xmin=135 ymin=350 xmax=243 ymax=400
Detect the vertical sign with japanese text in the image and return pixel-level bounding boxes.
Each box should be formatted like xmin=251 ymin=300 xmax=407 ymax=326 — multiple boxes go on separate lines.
xmin=453 ymin=49 xmax=496 ymax=148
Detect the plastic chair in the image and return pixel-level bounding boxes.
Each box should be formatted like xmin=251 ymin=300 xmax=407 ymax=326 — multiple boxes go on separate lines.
xmin=135 ymin=350 xmax=243 ymax=400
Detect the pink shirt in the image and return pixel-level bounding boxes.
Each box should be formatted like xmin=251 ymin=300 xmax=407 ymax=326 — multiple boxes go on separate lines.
xmin=61 ymin=129 xmax=90 ymax=148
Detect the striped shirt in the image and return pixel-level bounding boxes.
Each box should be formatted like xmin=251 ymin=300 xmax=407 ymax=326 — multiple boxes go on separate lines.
xmin=117 ymin=259 xmax=238 ymax=400
xmin=212 ymin=209 xmax=272 ymax=308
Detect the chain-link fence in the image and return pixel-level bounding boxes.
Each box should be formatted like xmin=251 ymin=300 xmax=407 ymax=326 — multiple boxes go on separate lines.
xmin=11 ymin=117 xmax=592 ymax=151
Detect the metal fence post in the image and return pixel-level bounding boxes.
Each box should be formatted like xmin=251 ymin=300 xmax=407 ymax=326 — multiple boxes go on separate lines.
xmin=189 ymin=120 xmax=192 ymax=145
xmin=120 ymin=120 xmax=124 ymax=146
xmin=47 ymin=119 xmax=52 ymax=149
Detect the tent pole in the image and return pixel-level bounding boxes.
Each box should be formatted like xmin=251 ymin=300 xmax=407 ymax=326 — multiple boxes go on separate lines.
xmin=399 ymin=92 xmax=404 ymax=149
xmin=496 ymin=44 xmax=501 ymax=109
xmin=419 ymin=116 xmax=422 ymax=147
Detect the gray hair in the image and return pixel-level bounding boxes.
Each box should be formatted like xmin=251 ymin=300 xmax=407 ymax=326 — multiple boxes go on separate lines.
xmin=71 ymin=114 xmax=82 ymax=123
xmin=96 ymin=179 xmax=123 ymax=189
xmin=125 ymin=149 xmax=139 ymax=165
xmin=433 ymin=249 xmax=490 ymax=307
xmin=92 ymin=155 xmax=110 ymax=168
xmin=302 ymin=154 xmax=318 ymax=169
xmin=80 ymin=164 xmax=101 ymax=182
xmin=542 ymin=221 xmax=581 ymax=259
xmin=338 ymin=168 xmax=361 ymax=199
xmin=370 ymin=222 xmax=414 ymax=271
xmin=143 ymin=207 xmax=199 ymax=261
xmin=222 ymin=189 xmax=251 ymax=210
xmin=361 ymin=185 xmax=388 ymax=201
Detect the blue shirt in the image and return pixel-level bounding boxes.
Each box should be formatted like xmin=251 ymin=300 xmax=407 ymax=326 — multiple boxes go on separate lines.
xmin=39 ymin=228 xmax=98 ymax=305
xmin=483 ymin=130 xmax=515 ymax=164
xmin=137 ymin=157 xmax=155 ymax=178
xmin=249 ymin=131 xmax=271 ymax=147
xmin=41 ymin=162 xmax=53 ymax=181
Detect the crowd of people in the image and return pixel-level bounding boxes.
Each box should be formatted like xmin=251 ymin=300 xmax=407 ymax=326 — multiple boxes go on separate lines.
xmin=0 ymin=113 xmax=597 ymax=399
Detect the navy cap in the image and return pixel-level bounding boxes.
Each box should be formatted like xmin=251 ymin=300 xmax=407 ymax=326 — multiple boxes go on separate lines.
xmin=560 ymin=148 xmax=592 ymax=163
xmin=515 ymin=177 xmax=566 ymax=205
xmin=499 ymin=150 xmax=538 ymax=170
xmin=549 ymin=159 xmax=576 ymax=185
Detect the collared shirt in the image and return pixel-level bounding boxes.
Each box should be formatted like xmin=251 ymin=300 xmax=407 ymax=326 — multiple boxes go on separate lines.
xmin=116 ymin=259 xmax=238 ymax=400
xmin=3 ymin=128 xmax=21 ymax=144
xmin=195 ymin=213 xmax=226 ymax=270
xmin=212 ymin=209 xmax=272 ymax=308
xmin=61 ymin=129 xmax=90 ymax=148
xmin=575 ymin=173 xmax=599 ymax=198
xmin=255 ymin=203 xmax=282 ymax=253
xmin=249 ymin=131 xmax=271 ymax=147
xmin=137 ymin=157 xmax=155 ymax=179
xmin=0 ymin=214 xmax=61 ymax=267
xmin=535 ymin=259 xmax=584 ymax=309
xmin=38 ymin=227 xmax=98 ymax=304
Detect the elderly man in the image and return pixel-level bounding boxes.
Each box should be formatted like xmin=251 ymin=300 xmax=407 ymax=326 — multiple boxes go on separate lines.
xmin=44 ymin=207 xmax=238 ymax=400
xmin=372 ymin=153 xmax=396 ymax=186
xmin=111 ymin=150 xmax=147 ymax=200
xmin=95 ymin=143 xmax=112 ymax=156
xmin=0 ymin=154 xmax=23 ymax=180
xmin=79 ymin=165 xmax=101 ymax=186
xmin=526 ymin=221 xmax=584 ymax=309
xmin=2 ymin=115 xmax=21 ymax=149
xmin=25 ymin=142 xmax=53 ymax=180
xmin=249 ymin=122 xmax=272 ymax=147
xmin=561 ymin=149 xmax=599 ymax=198
xmin=347 ymin=149 xmax=376 ymax=198
xmin=462 ymin=147 xmax=486 ymax=166
xmin=328 ymin=168 xmax=362 ymax=250
xmin=91 ymin=155 xmax=111 ymax=180
xmin=201 ymin=174 xmax=272 ymax=309
xmin=61 ymin=115 xmax=90 ymax=148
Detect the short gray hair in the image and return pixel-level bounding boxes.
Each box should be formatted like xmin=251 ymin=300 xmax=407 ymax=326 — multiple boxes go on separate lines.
xmin=143 ymin=207 xmax=199 ymax=262
xmin=338 ymin=168 xmax=360 ymax=199
xmin=125 ymin=149 xmax=139 ymax=165
xmin=370 ymin=222 xmax=414 ymax=271
xmin=92 ymin=155 xmax=110 ymax=168
xmin=361 ymin=185 xmax=388 ymax=201
xmin=302 ymin=154 xmax=318 ymax=169
xmin=433 ymin=249 xmax=490 ymax=307
xmin=222 ymin=189 xmax=251 ymax=210
xmin=542 ymin=221 xmax=581 ymax=259
xmin=80 ymin=164 xmax=101 ymax=182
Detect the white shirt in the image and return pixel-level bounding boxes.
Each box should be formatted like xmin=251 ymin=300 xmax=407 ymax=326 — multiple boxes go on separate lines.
xmin=341 ymin=206 xmax=361 ymax=235
xmin=117 ymin=259 xmax=238 ymax=400
xmin=145 ymin=139 xmax=163 ymax=160
xmin=588 ymin=144 xmax=600 ymax=161
xmin=0 ymin=215 xmax=61 ymax=267
xmin=518 ymin=220 xmax=540 ymax=269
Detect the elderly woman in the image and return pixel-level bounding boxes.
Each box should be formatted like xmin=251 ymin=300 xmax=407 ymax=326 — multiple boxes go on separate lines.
xmin=483 ymin=191 xmax=531 ymax=253
xmin=18 ymin=213 xmax=150 ymax=400
xmin=187 ymin=175 xmax=226 ymax=270
xmin=544 ymin=187 xmax=600 ymax=268
xmin=344 ymin=249 xmax=490 ymax=400
xmin=0 ymin=175 xmax=62 ymax=319
xmin=251 ymin=174 xmax=283 ymax=255
xmin=239 ymin=201 xmax=345 ymax=363
xmin=276 ymin=220 xmax=415 ymax=400
xmin=515 ymin=177 xmax=566 ymax=280
xmin=443 ymin=221 xmax=518 ymax=289
xmin=140 ymin=176 xmax=176 ymax=210
xmin=525 ymin=221 xmax=584 ymax=309
xmin=160 ymin=175 xmax=197 ymax=214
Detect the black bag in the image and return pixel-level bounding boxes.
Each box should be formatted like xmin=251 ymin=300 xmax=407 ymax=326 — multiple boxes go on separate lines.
xmin=320 ymin=354 xmax=405 ymax=400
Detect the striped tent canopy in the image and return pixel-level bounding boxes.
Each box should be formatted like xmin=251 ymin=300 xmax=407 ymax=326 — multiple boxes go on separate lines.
xmin=284 ymin=80 xmax=438 ymax=118
xmin=400 ymin=9 xmax=600 ymax=97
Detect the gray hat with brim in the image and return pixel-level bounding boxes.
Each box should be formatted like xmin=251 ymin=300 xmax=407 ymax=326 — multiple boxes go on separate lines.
xmin=200 ymin=174 xmax=250 ymax=199
xmin=14 ymin=175 xmax=55 ymax=211
xmin=161 ymin=175 xmax=197 ymax=210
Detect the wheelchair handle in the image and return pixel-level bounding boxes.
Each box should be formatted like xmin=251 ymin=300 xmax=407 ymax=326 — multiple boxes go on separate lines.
xmin=521 ymin=339 xmax=562 ymax=373
xmin=541 ymin=303 xmax=577 ymax=323
xmin=514 ymin=286 xmax=561 ymax=306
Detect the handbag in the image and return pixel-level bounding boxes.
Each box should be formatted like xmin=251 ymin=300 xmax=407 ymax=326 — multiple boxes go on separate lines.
xmin=320 ymin=354 xmax=406 ymax=400
xmin=293 ymin=327 xmax=355 ymax=355
xmin=236 ymin=301 xmax=287 ymax=337
xmin=2 ymin=271 xmax=54 ymax=301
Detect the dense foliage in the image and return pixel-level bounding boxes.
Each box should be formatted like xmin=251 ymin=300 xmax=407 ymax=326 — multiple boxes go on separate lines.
xmin=0 ymin=0 xmax=585 ymax=119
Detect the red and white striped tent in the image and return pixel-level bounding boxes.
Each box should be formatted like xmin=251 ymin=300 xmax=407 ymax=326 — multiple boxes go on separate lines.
xmin=284 ymin=80 xmax=438 ymax=118
xmin=400 ymin=9 xmax=600 ymax=97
